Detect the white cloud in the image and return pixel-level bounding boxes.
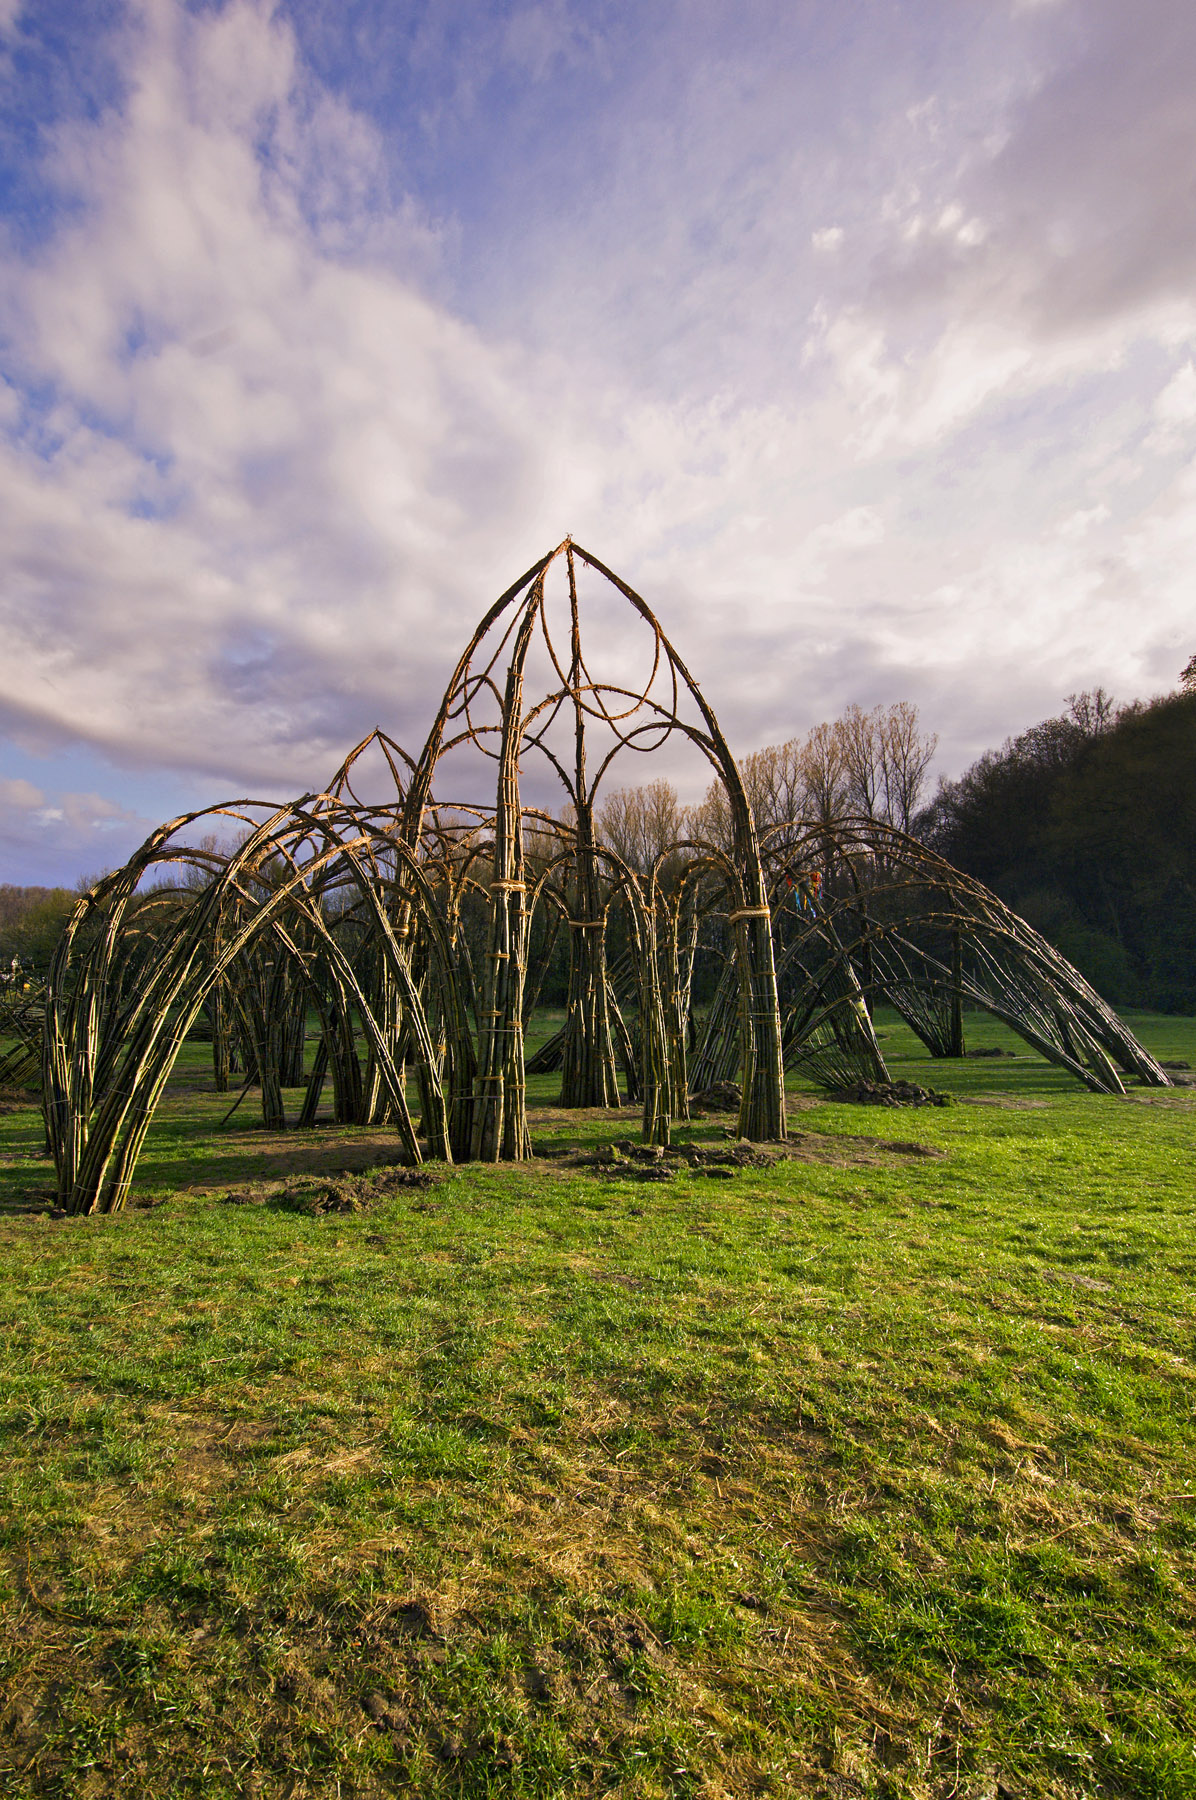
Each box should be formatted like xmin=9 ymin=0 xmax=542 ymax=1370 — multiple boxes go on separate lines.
xmin=0 ymin=0 xmax=605 ymax=786
xmin=1146 ymin=360 xmax=1196 ymax=453
xmin=1154 ymin=362 xmax=1196 ymax=426
xmin=0 ymin=776 xmax=42 ymax=808
xmin=811 ymin=226 xmax=843 ymax=253
xmin=39 ymin=791 xmax=140 ymax=832
xmin=1058 ymin=504 xmax=1110 ymax=540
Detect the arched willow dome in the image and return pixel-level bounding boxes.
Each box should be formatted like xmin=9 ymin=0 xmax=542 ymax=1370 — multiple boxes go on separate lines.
xmin=44 ymin=541 xmax=1170 ymax=1214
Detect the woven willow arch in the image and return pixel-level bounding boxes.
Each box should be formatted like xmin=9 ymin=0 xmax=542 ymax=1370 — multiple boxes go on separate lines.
xmin=42 ymin=542 xmax=1168 ymax=1213
xmin=756 ymin=819 xmax=1169 ymax=1095
xmin=395 ymin=540 xmax=786 ymax=1159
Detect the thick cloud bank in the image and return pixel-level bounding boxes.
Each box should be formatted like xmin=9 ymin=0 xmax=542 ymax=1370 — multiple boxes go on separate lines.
xmin=2 ymin=0 xmax=1196 ymax=881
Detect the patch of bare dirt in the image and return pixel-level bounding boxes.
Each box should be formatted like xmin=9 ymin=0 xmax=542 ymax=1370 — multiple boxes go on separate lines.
xmin=571 ymin=1131 xmax=945 ymax=1180
xmin=221 ymin=1165 xmax=438 ymax=1216
xmin=826 ymin=1079 xmax=954 ymax=1108
xmin=0 ymin=1084 xmax=39 ymax=1114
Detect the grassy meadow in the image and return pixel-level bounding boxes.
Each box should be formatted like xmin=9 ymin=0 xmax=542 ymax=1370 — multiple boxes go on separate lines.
xmin=1 ymin=1009 xmax=1195 ymax=1798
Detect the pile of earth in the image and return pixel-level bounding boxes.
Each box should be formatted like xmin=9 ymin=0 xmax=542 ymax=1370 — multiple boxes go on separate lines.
xmin=827 ymin=1079 xmax=953 ymax=1108
xmin=688 ymin=1081 xmax=743 ymax=1113
xmin=222 ymin=1164 xmax=437 ymax=1215
xmin=577 ymin=1138 xmax=781 ymax=1181
xmin=573 ymin=1128 xmax=943 ymax=1180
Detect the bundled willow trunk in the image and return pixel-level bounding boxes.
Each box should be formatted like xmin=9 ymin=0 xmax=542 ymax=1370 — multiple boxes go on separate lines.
xmin=205 ymin=978 xmax=233 ymax=1092
xmin=423 ymin=899 xmax=477 ymax=1165
xmin=732 ymin=904 xmax=788 ymax=1142
xmin=558 ymin=551 xmax=623 ymax=1110
xmin=470 ymin=587 xmax=538 ymax=1162
xmin=658 ymin=889 xmax=698 ymax=1123
xmin=631 ymin=889 xmax=673 ymax=1147
xmin=559 ymin=913 xmax=621 ymax=1107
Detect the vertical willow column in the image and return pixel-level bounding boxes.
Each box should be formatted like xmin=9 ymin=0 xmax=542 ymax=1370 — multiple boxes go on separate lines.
xmin=470 ymin=586 xmax=539 ymax=1161
xmin=635 ymin=891 xmax=672 ymax=1147
xmin=660 ymin=886 xmax=696 ymax=1124
xmin=948 ymin=926 xmax=965 ymax=1057
xmin=729 ymin=902 xmax=785 ymax=1141
xmin=558 ymin=547 xmax=622 ymax=1108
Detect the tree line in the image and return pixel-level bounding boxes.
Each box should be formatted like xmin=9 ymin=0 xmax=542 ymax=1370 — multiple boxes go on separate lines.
xmin=916 ymin=679 xmax=1196 ymax=1013
xmin=0 ymin=885 xmax=79 ymax=980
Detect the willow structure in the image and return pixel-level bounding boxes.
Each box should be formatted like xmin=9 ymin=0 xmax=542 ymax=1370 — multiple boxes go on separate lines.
xmin=40 ymin=541 xmax=1170 ymax=1214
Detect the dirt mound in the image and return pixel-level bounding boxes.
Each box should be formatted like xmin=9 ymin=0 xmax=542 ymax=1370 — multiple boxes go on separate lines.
xmin=575 ymin=1131 xmax=943 ymax=1179
xmin=576 ymin=1138 xmax=779 ymax=1180
xmin=689 ymin=1081 xmax=742 ymax=1112
xmin=222 ymin=1164 xmax=437 ymax=1215
xmin=827 ymin=1079 xmax=953 ymax=1108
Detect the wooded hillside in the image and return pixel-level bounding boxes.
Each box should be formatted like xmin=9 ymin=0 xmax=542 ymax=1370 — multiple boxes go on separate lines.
xmin=0 ymin=886 xmax=77 ymax=976
xmin=917 ymin=688 xmax=1196 ymax=1011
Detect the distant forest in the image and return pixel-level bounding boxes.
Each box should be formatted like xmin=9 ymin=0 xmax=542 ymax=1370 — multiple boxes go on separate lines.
xmin=917 ymin=682 xmax=1196 ymax=1013
xmin=0 ymin=885 xmax=76 ymax=977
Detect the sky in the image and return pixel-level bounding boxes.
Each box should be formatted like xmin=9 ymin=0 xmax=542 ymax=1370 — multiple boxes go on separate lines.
xmin=2 ymin=0 xmax=1196 ymax=883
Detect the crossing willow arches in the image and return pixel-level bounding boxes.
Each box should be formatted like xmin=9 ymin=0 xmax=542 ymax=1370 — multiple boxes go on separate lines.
xmin=694 ymin=817 xmax=1170 ymax=1097
xmin=43 ymin=540 xmax=1169 ymax=1213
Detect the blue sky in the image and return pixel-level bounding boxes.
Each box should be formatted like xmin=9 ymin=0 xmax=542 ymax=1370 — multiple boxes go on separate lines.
xmin=3 ymin=0 xmax=1196 ymax=882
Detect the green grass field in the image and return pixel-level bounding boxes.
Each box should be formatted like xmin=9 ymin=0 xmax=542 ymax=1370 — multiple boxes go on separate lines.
xmin=2 ymin=1011 xmax=1195 ymax=1798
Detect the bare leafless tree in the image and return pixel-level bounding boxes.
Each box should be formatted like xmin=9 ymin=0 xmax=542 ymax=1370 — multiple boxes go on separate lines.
xmin=1066 ymin=688 xmax=1117 ymax=735
xmin=801 ymin=720 xmax=851 ymax=825
xmin=877 ymin=701 xmax=938 ymax=833
xmin=597 ymin=778 xmax=686 ymax=873
xmin=838 ymin=704 xmax=884 ymax=820
xmin=683 ymin=702 xmax=936 ymax=841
